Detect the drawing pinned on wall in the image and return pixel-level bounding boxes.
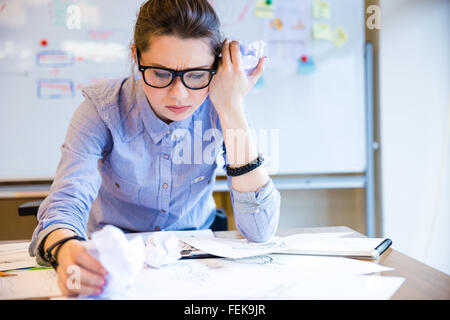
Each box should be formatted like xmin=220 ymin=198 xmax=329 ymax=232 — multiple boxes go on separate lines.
xmin=264 ymin=0 xmax=312 ymax=69
xmin=312 ymin=0 xmax=331 ymax=19
xmin=254 ymin=0 xmax=274 ymax=19
xmin=269 ymin=17 xmax=283 ymax=30
xmin=37 ymin=78 xmax=74 ymax=99
xmin=298 ymin=55 xmax=316 ymax=75
xmin=36 ymin=50 xmax=73 ymax=67
xmin=292 ymin=19 xmax=306 ymax=30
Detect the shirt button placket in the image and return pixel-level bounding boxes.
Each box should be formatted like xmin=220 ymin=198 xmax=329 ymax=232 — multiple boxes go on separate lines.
xmin=155 ymin=133 xmax=172 ymax=229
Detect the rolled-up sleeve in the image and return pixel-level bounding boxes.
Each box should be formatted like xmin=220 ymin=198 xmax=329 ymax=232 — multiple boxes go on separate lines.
xmin=29 ymin=96 xmax=111 ymax=264
xmin=227 ymin=176 xmax=281 ymax=243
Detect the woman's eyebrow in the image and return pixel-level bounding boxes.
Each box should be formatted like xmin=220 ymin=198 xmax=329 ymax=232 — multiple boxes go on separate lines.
xmin=149 ymin=62 xmax=212 ymax=69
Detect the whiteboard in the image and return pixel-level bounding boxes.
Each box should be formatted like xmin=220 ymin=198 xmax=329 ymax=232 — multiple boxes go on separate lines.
xmin=0 ymin=0 xmax=366 ymax=180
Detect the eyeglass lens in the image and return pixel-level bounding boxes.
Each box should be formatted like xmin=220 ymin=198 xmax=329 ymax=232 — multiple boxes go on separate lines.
xmin=144 ymin=69 xmax=212 ymax=89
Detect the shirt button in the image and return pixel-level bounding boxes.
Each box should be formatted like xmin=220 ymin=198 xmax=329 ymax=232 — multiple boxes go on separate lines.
xmin=161 ymin=209 xmax=167 ymax=213
xmin=162 ymin=183 xmax=168 ymax=189
xmin=163 ymin=154 xmax=169 ymax=160
xmin=167 ymin=130 xmax=172 ymax=135
xmin=155 ymin=226 xmax=161 ymax=231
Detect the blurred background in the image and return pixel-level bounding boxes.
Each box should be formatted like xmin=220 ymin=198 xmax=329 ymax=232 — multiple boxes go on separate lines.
xmin=0 ymin=0 xmax=448 ymax=275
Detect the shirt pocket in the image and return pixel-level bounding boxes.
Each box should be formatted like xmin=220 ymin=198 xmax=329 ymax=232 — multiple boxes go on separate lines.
xmin=100 ymin=162 xmax=141 ymax=205
xmin=189 ymin=163 xmax=217 ymax=198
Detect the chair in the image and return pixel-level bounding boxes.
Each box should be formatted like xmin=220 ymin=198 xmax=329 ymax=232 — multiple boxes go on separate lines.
xmin=18 ymin=201 xmax=228 ymax=231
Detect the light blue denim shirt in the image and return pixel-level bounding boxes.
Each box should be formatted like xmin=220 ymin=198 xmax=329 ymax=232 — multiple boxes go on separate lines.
xmin=29 ymin=76 xmax=280 ymax=262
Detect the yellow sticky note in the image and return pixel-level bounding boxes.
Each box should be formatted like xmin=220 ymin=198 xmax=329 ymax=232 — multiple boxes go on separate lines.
xmin=332 ymin=26 xmax=348 ymax=47
xmin=255 ymin=0 xmax=274 ymax=19
xmin=313 ymin=0 xmax=331 ymax=19
xmin=312 ymin=23 xmax=332 ymax=40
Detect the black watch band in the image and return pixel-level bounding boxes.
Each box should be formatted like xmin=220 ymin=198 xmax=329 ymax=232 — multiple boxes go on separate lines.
xmin=224 ymin=153 xmax=264 ymax=177
xmin=42 ymin=235 xmax=85 ymax=269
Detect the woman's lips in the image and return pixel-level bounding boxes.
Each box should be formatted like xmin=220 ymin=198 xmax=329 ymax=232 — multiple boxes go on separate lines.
xmin=166 ymin=105 xmax=190 ymax=114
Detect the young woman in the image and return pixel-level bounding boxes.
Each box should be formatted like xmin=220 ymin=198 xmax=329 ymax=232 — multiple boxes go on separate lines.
xmin=29 ymin=0 xmax=280 ymax=296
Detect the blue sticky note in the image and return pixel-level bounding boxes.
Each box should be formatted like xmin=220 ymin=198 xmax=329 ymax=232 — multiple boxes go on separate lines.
xmin=254 ymin=75 xmax=264 ymax=88
xmin=298 ymin=56 xmax=316 ymax=75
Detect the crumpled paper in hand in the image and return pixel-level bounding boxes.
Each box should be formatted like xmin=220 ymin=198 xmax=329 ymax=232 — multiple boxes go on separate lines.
xmin=144 ymin=231 xmax=181 ymax=269
xmin=85 ymin=225 xmax=145 ymax=298
xmin=229 ymin=38 xmax=266 ymax=75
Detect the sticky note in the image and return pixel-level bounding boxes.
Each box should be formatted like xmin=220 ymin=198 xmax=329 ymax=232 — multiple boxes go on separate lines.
xmin=313 ymin=0 xmax=331 ymax=19
xmin=332 ymin=26 xmax=348 ymax=48
xmin=312 ymin=23 xmax=332 ymax=40
xmin=298 ymin=56 xmax=316 ymax=75
xmin=254 ymin=75 xmax=264 ymax=88
xmin=255 ymin=0 xmax=274 ymax=18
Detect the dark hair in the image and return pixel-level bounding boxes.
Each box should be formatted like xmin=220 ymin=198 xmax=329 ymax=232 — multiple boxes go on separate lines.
xmin=133 ymin=0 xmax=222 ymax=58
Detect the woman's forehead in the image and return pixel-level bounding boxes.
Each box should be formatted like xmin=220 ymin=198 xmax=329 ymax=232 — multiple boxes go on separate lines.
xmin=141 ymin=35 xmax=215 ymax=69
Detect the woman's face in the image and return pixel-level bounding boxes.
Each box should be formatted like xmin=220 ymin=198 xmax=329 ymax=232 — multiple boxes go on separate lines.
xmin=135 ymin=35 xmax=216 ymax=124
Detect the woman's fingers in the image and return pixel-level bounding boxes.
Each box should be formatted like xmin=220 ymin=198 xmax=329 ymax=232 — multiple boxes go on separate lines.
xmin=57 ymin=262 xmax=106 ymax=296
xmin=221 ymin=38 xmax=231 ymax=69
xmin=58 ymin=271 xmax=103 ymax=296
xmin=229 ymin=41 xmax=243 ymax=71
xmin=74 ymin=246 xmax=108 ymax=276
xmin=248 ymin=56 xmax=266 ymax=78
xmin=247 ymin=56 xmax=267 ymax=91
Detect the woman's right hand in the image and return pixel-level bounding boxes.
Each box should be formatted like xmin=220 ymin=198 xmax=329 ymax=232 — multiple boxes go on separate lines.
xmin=44 ymin=229 xmax=108 ymax=296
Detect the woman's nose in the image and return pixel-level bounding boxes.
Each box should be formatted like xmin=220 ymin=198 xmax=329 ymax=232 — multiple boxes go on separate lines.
xmin=168 ymin=76 xmax=188 ymax=99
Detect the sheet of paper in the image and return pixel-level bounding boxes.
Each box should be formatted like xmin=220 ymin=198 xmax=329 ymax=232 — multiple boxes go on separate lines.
xmin=180 ymin=232 xmax=352 ymax=259
xmin=264 ymin=0 xmax=312 ymax=68
xmin=0 ymin=269 xmax=62 ymax=299
xmin=0 ymin=242 xmax=39 ymax=271
xmin=125 ymin=229 xmax=215 ymax=241
xmin=113 ymin=254 xmax=402 ymax=300
xmin=281 ymin=237 xmax=388 ymax=255
xmin=270 ymin=274 xmax=405 ymax=300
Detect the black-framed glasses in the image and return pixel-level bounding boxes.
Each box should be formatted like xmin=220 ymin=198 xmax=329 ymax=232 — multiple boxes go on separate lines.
xmin=136 ymin=49 xmax=217 ymax=90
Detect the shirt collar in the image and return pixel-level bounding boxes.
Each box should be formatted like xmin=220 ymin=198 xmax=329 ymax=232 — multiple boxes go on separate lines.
xmin=136 ymin=81 xmax=199 ymax=145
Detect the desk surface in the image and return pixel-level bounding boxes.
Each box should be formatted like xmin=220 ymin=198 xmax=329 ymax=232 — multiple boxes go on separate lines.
xmin=2 ymin=226 xmax=449 ymax=300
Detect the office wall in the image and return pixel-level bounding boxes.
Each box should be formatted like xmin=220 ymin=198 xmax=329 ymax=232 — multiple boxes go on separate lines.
xmin=379 ymin=0 xmax=450 ymax=274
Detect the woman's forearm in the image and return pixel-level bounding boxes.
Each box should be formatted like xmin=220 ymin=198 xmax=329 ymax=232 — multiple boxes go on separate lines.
xmin=217 ymin=102 xmax=269 ymax=193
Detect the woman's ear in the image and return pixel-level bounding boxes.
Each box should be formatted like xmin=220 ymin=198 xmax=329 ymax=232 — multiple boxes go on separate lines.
xmin=130 ymin=44 xmax=137 ymax=65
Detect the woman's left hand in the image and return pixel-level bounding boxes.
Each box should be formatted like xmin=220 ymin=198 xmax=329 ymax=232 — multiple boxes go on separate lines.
xmin=208 ymin=39 xmax=266 ymax=116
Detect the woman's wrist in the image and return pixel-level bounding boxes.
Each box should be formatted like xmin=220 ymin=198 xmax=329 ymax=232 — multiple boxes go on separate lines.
xmin=215 ymin=99 xmax=244 ymax=120
xmin=43 ymin=228 xmax=77 ymax=255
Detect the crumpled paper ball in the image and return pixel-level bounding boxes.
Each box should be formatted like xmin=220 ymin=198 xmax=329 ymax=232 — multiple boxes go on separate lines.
xmin=144 ymin=231 xmax=181 ymax=269
xmin=85 ymin=225 xmax=145 ymax=298
xmin=229 ymin=38 xmax=266 ymax=75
